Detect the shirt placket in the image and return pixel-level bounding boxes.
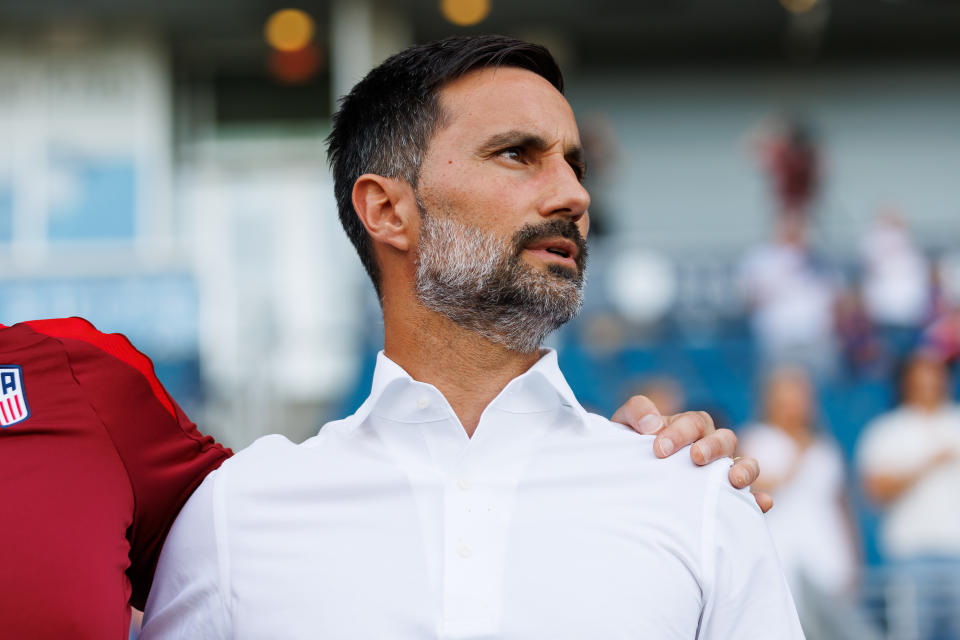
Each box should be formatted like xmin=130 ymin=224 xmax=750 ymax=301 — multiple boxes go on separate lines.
xmin=439 ymin=407 xmax=547 ymax=639
xmin=441 ymin=468 xmax=501 ymax=638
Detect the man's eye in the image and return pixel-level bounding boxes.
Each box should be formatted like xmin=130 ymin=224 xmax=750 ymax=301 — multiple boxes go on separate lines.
xmin=499 ymin=147 xmax=524 ymax=162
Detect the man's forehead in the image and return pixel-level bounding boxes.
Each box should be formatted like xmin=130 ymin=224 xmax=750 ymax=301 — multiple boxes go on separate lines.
xmin=436 ymin=66 xmax=579 ymax=141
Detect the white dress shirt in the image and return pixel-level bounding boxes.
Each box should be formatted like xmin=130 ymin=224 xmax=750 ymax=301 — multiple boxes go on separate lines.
xmin=143 ymin=350 xmax=802 ymax=639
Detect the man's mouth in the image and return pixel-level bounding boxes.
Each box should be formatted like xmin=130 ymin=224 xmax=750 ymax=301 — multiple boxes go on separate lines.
xmin=523 ymin=238 xmax=580 ymax=267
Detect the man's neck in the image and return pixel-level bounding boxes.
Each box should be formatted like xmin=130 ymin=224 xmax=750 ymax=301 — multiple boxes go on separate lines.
xmin=383 ymin=304 xmax=541 ymax=437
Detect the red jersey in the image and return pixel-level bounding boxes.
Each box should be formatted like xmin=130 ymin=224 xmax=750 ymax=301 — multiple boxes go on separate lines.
xmin=0 ymin=318 xmax=231 ymax=638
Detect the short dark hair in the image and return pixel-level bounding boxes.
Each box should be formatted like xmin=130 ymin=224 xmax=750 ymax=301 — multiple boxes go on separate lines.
xmin=325 ymin=35 xmax=564 ymax=295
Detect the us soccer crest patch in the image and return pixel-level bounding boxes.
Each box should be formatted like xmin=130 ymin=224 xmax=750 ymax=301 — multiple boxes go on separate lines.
xmin=0 ymin=365 xmax=30 ymax=427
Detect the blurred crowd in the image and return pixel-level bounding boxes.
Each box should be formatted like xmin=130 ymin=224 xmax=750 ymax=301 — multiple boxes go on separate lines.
xmin=739 ymin=206 xmax=959 ymax=384
xmin=729 ymin=128 xmax=958 ymax=640
xmin=563 ymin=117 xmax=960 ymax=640
xmin=740 ymin=117 xmax=960 ymax=381
xmin=739 ymin=354 xmax=960 ymax=640
xmin=728 ymin=120 xmax=958 ymax=639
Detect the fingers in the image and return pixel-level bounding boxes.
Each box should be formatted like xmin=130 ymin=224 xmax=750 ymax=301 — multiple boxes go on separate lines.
xmin=687 ymin=427 xmax=738 ymax=465
xmin=753 ymin=491 xmax=774 ymax=514
xmin=654 ymin=411 xmax=715 ymax=459
xmin=610 ymin=395 xmax=664 ymax=435
xmin=728 ymin=455 xmax=760 ymax=488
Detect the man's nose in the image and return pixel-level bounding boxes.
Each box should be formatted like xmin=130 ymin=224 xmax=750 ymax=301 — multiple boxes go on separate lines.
xmin=538 ymin=160 xmax=590 ymax=223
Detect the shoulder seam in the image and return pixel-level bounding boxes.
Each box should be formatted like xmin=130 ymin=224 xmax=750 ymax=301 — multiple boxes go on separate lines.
xmin=22 ymin=317 xmax=178 ymax=418
xmin=51 ymin=331 xmax=140 ymax=530
xmin=23 ymin=317 xmax=221 ymax=453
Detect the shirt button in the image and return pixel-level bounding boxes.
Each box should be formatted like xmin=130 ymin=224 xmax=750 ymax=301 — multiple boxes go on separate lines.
xmin=416 ymin=397 xmax=430 ymax=409
xmin=457 ymin=477 xmax=471 ymax=491
xmin=457 ymin=544 xmax=473 ymax=559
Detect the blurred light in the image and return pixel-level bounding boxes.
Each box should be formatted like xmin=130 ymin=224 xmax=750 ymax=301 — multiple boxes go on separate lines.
xmin=268 ymin=44 xmax=323 ymax=85
xmin=779 ymin=0 xmax=819 ymax=14
xmin=441 ymin=0 xmax=491 ymax=26
xmin=606 ymin=250 xmax=677 ymax=325
xmin=265 ymin=9 xmax=316 ymax=52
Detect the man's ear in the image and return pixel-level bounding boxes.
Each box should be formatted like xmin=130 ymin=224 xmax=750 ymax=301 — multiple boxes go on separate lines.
xmin=351 ymin=174 xmax=417 ymax=252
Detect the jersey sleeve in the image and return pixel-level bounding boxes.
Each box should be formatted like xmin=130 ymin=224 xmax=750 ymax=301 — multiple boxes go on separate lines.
xmin=26 ymin=317 xmax=232 ymax=609
xmin=697 ymin=465 xmax=805 ymax=639
xmin=141 ymin=469 xmax=231 ymax=638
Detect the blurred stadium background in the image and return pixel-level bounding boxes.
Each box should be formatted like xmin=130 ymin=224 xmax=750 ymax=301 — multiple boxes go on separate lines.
xmin=1 ymin=0 xmax=959 ymax=637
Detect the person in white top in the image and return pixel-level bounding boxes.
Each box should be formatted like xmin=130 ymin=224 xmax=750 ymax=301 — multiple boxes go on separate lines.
xmin=856 ymin=351 xmax=960 ymax=639
xmin=142 ymin=35 xmax=801 ymax=639
xmin=738 ymin=216 xmax=838 ymax=377
xmin=860 ymin=212 xmax=931 ymax=332
xmin=857 ymin=351 xmax=960 ymax=559
xmin=739 ymin=367 xmax=874 ymax=640
xmin=740 ymin=367 xmax=858 ymax=598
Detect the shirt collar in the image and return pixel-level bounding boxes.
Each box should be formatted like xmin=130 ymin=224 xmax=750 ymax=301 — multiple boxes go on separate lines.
xmin=350 ymin=349 xmax=589 ymax=428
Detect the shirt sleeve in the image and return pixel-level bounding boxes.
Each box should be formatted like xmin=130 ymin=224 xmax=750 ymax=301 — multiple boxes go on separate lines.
xmin=697 ymin=466 xmax=805 ymax=639
xmin=141 ymin=469 xmax=230 ymax=638
xmin=27 ymin=317 xmax=232 ymax=608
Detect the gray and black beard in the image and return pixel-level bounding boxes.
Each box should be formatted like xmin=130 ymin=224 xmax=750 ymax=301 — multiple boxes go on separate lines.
xmin=414 ymin=204 xmax=588 ymax=353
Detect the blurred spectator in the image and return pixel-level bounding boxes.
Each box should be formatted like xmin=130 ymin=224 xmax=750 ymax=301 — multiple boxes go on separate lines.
xmin=856 ymin=351 xmax=960 ymax=640
xmin=923 ymin=255 xmax=960 ymax=365
xmin=835 ymin=288 xmax=885 ymax=378
xmin=634 ymin=376 xmax=685 ymax=417
xmin=738 ymin=216 xmax=839 ymax=377
xmin=860 ymin=211 xmax=932 ymax=362
xmin=740 ymin=366 xmax=858 ymax=598
xmin=748 ymin=116 xmax=821 ymax=228
xmin=923 ymin=305 xmax=960 ymax=365
xmin=857 ymin=352 xmax=960 ymax=555
xmin=579 ymin=312 xmax=627 ymax=357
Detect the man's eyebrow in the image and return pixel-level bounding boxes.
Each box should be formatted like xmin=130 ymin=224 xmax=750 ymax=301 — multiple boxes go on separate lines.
xmin=477 ymin=129 xmax=587 ymax=176
xmin=476 ymin=130 xmax=551 ymax=154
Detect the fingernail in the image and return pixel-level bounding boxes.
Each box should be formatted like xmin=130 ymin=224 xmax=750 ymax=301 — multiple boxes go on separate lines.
xmin=657 ymin=437 xmax=675 ymax=457
xmin=692 ymin=442 xmax=704 ymax=461
xmin=637 ymin=414 xmax=663 ymax=434
xmin=733 ymin=470 xmax=747 ymax=486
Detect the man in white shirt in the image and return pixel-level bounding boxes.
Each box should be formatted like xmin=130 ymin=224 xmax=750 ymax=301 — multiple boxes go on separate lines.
xmin=143 ymin=35 xmax=802 ymax=638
